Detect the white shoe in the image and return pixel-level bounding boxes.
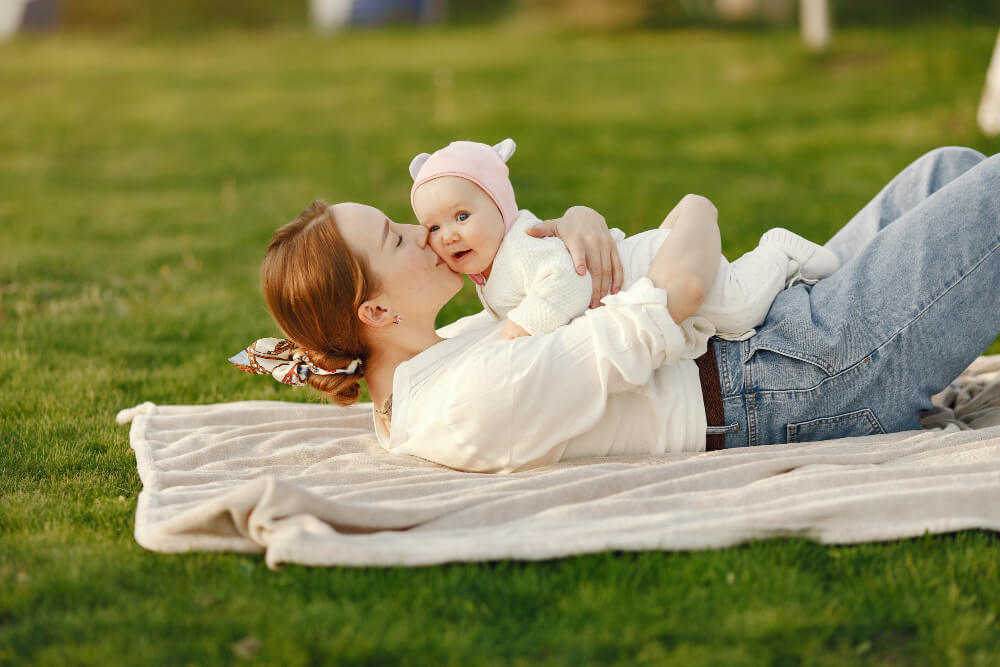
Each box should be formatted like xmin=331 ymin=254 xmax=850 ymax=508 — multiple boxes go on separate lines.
xmin=759 ymin=227 xmax=840 ymax=284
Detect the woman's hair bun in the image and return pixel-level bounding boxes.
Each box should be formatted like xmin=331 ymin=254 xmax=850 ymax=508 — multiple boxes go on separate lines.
xmin=306 ymin=348 xmax=365 ymax=406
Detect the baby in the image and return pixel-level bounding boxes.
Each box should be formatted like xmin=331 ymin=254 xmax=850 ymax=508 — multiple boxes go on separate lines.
xmin=410 ymin=139 xmax=839 ymax=340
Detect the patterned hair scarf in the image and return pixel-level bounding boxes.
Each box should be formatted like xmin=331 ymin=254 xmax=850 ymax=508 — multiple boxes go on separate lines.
xmin=228 ymin=338 xmax=362 ymax=387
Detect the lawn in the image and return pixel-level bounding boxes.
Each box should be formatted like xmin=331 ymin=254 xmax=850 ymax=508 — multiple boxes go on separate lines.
xmin=2 ymin=21 xmax=1000 ymax=665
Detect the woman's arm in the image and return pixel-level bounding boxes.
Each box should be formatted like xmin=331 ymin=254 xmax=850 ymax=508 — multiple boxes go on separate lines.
xmin=526 ymin=206 xmax=624 ymax=309
xmin=647 ymin=194 xmax=721 ymax=324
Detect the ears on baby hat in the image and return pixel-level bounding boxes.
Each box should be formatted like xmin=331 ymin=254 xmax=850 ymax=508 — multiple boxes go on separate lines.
xmin=492 ymin=138 xmax=516 ymax=162
xmin=407 ymin=138 xmax=517 ymax=181
xmin=408 ymin=152 xmax=431 ymax=181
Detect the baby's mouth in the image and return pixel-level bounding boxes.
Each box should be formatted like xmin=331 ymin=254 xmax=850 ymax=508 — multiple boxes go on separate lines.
xmin=452 ymin=249 xmax=472 ymax=262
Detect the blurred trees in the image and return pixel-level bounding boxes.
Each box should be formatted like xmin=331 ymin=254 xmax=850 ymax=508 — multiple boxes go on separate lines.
xmin=62 ymin=0 xmax=308 ymax=31
xmin=57 ymin=0 xmax=1000 ymax=32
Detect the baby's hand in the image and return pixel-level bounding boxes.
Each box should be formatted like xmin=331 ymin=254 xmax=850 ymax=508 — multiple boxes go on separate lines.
xmin=501 ymin=320 xmax=531 ymax=340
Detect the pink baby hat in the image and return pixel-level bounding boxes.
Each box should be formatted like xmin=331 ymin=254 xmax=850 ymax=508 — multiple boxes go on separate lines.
xmin=409 ymin=139 xmax=518 ymax=234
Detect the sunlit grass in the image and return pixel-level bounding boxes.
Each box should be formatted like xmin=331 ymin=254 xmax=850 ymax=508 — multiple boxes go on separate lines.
xmin=2 ymin=23 xmax=999 ymax=664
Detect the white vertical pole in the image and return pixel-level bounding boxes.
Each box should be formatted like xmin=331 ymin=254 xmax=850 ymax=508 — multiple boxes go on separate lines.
xmin=309 ymin=0 xmax=354 ymax=32
xmin=978 ymin=30 xmax=1000 ymax=137
xmin=0 ymin=0 xmax=30 ymax=42
xmin=800 ymin=0 xmax=831 ymax=50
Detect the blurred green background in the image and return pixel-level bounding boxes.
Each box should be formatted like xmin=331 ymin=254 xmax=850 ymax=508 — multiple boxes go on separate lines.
xmin=2 ymin=1 xmax=1000 ymax=664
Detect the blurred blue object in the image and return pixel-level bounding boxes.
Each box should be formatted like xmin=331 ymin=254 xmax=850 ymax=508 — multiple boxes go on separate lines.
xmin=351 ymin=0 xmax=442 ymax=25
xmin=310 ymin=0 xmax=443 ymax=30
xmin=0 ymin=0 xmax=58 ymax=41
xmin=21 ymin=0 xmax=60 ymax=28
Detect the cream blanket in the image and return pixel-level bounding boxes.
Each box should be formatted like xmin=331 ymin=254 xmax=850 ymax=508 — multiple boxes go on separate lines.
xmin=116 ymin=356 xmax=1000 ymax=568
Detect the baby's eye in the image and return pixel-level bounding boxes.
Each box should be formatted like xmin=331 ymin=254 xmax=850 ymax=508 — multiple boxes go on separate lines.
xmin=428 ymin=225 xmax=439 ymax=233
xmin=456 ymin=212 xmax=469 ymax=222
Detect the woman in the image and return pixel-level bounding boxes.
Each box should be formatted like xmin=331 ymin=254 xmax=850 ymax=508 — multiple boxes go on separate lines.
xmin=237 ymin=147 xmax=1000 ymax=473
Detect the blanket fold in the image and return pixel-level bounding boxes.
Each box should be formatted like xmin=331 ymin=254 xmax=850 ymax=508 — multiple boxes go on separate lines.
xmin=118 ymin=358 xmax=1000 ymax=567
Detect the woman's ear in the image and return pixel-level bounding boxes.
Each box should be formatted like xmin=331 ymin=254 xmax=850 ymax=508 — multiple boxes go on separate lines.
xmin=358 ymin=300 xmax=395 ymax=328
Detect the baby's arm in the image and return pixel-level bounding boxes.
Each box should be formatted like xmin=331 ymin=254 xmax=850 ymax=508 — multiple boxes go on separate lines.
xmin=648 ymin=194 xmax=722 ymax=324
xmin=504 ymin=230 xmax=593 ymax=336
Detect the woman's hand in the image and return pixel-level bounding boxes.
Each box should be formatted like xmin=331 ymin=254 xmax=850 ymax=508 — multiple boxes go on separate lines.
xmin=527 ymin=205 xmax=624 ymax=308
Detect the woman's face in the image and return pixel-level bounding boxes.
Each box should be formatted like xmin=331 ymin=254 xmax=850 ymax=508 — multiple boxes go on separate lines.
xmin=332 ymin=202 xmax=463 ymax=322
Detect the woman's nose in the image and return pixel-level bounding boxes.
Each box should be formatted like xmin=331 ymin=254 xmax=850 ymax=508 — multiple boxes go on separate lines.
xmin=415 ymin=226 xmax=428 ymax=249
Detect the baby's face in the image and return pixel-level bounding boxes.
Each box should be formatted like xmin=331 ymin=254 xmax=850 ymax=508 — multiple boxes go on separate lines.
xmin=412 ymin=176 xmax=505 ymax=278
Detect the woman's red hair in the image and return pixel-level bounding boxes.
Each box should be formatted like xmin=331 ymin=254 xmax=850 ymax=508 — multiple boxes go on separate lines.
xmin=262 ymin=200 xmax=381 ymax=406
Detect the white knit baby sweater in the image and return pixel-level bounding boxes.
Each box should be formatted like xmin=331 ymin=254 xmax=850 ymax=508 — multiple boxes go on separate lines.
xmin=477 ymin=210 xmax=597 ymax=334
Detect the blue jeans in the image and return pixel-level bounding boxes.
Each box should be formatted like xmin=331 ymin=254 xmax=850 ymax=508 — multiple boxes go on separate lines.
xmin=713 ymin=147 xmax=1000 ymax=447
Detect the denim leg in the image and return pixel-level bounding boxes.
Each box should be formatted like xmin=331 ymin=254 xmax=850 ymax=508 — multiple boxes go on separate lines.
xmin=720 ymin=151 xmax=1000 ymax=447
xmin=825 ymin=147 xmax=987 ymax=263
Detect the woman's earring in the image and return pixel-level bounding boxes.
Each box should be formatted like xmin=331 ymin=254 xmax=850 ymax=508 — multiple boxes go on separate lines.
xmin=393 ymin=315 xmax=402 ymax=325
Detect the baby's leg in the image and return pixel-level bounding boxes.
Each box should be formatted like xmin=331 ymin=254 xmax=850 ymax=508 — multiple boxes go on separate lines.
xmin=622 ymin=224 xmax=788 ymax=335
xmin=696 ymin=249 xmax=789 ymax=335
xmin=697 ymin=228 xmax=840 ymax=334
xmin=759 ymin=228 xmax=840 ymax=283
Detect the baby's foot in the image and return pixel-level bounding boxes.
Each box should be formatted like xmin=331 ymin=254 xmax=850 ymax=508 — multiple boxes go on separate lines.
xmin=759 ymin=228 xmax=840 ymax=284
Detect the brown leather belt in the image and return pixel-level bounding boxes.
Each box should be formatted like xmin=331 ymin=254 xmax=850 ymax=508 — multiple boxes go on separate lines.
xmin=695 ymin=343 xmax=725 ymax=451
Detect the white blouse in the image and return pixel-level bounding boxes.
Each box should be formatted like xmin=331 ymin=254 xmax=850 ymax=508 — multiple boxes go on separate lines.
xmin=374 ymin=278 xmax=714 ymax=474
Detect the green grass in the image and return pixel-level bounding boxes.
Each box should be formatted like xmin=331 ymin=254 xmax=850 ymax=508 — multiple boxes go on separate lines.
xmin=2 ymin=23 xmax=1000 ymax=665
